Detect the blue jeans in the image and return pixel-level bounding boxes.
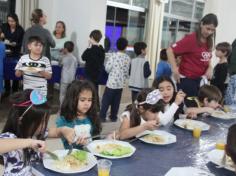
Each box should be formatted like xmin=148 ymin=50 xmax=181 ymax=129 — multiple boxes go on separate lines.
xmin=225 ymin=75 xmax=236 ymax=105
xmin=100 ymin=87 xmax=123 ymax=121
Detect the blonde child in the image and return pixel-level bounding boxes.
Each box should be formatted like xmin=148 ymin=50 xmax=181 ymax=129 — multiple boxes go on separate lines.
xmin=56 ymin=80 xmax=102 ymax=149
xmin=15 ymin=36 xmax=52 ymax=96
xmin=0 ymin=89 xmax=75 ymax=175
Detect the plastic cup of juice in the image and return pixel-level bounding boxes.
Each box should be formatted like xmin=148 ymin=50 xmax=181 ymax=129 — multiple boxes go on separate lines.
xmin=216 ymin=141 xmax=226 ymax=150
xmin=193 ymin=127 xmax=202 ymax=139
xmin=97 ymin=159 xmax=112 ymax=176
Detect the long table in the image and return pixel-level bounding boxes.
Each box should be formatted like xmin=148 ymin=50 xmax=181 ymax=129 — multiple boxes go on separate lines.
xmin=3 ymin=57 xmax=108 ymax=84
xmin=32 ymin=117 xmax=236 ymax=176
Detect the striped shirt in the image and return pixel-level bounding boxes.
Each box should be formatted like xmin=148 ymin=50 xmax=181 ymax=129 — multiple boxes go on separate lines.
xmin=15 ymin=54 xmax=52 ymax=96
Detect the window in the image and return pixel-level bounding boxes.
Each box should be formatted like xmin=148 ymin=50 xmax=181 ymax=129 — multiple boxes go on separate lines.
xmin=0 ymin=0 xmax=15 ymax=24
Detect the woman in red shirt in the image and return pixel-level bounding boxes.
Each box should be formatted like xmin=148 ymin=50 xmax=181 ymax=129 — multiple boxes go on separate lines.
xmin=167 ymin=13 xmax=218 ymax=97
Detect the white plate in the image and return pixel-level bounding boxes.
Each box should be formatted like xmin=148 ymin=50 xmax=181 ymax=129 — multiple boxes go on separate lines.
xmin=207 ymin=149 xmax=235 ymax=172
xmin=86 ymin=140 xmax=136 ymax=159
xmin=211 ymin=110 xmax=236 ymax=120
xmin=174 ymin=119 xmax=210 ymax=131
xmin=137 ymin=130 xmax=176 ymax=145
xmin=43 ymin=149 xmax=97 ymax=174
xmin=165 ymin=167 xmax=214 ymax=176
xmin=19 ymin=67 xmax=44 ymax=73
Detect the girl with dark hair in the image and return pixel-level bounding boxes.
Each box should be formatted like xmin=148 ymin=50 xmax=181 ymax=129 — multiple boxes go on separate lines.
xmin=167 ymin=13 xmax=218 ymax=97
xmin=119 ymin=88 xmax=184 ymax=140
xmin=152 ymin=76 xmax=185 ymax=121
xmin=226 ymin=124 xmax=236 ymax=172
xmin=56 ymin=80 xmax=102 ymax=149
xmin=0 ymin=13 xmax=25 ymax=96
xmin=0 ymin=89 xmax=75 ymax=175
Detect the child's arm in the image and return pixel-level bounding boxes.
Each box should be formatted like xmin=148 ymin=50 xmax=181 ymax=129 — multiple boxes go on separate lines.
xmin=105 ymin=56 xmax=113 ymax=73
xmin=15 ymin=58 xmax=23 ymax=77
xmin=15 ymin=70 xmax=23 ymax=77
xmin=159 ymin=91 xmax=185 ymax=125
xmin=38 ymin=71 xmax=52 ymax=79
xmin=186 ymin=107 xmax=214 ymax=118
xmin=0 ymin=139 xmax=45 ymax=154
xmin=119 ymin=116 xmax=157 ymax=140
xmin=47 ymin=127 xmax=75 ymax=145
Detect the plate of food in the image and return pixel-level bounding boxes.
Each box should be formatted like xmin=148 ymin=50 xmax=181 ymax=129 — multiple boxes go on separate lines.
xmin=211 ymin=110 xmax=236 ymax=120
xmin=207 ymin=149 xmax=235 ymax=172
xmin=174 ymin=119 xmax=210 ymax=131
xmin=43 ymin=149 xmax=97 ymax=174
xmin=137 ymin=130 xmax=176 ymax=145
xmin=86 ymin=140 xmax=136 ymax=159
xmin=19 ymin=66 xmax=44 ymax=73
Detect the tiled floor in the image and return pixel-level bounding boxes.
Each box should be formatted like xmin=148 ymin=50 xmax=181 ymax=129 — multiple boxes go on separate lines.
xmin=0 ymin=84 xmax=131 ymax=174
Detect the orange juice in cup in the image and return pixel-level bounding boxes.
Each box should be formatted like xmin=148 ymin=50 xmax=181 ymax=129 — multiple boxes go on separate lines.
xmin=216 ymin=141 xmax=226 ymax=150
xmin=193 ymin=127 xmax=202 ymax=138
xmin=97 ymin=159 xmax=112 ymax=176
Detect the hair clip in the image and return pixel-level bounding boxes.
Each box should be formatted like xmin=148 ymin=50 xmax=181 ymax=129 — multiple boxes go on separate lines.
xmin=18 ymin=90 xmax=47 ymax=121
xmin=138 ymin=89 xmax=163 ymax=105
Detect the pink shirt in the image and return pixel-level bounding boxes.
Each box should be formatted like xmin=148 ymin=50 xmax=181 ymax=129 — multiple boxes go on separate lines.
xmin=171 ymin=32 xmax=212 ymax=79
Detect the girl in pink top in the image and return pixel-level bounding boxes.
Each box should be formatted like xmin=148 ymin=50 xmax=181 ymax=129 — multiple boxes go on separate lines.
xmin=167 ymin=13 xmax=218 ymax=97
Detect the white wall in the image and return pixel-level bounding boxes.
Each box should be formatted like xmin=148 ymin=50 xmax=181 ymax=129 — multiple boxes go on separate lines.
xmin=204 ymin=0 xmax=236 ymax=66
xmin=16 ymin=0 xmax=107 ymax=63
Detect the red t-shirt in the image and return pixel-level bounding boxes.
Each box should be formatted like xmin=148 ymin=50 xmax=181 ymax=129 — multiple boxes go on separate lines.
xmin=171 ymin=32 xmax=212 ymax=79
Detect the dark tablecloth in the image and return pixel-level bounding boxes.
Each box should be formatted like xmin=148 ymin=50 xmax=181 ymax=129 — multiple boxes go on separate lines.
xmin=32 ymin=117 xmax=236 ymax=176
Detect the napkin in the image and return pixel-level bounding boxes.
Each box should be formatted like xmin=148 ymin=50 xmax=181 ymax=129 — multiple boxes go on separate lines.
xmin=165 ymin=167 xmax=214 ymax=176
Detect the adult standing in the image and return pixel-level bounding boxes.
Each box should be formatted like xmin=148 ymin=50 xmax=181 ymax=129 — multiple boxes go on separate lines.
xmin=225 ymin=39 xmax=236 ymax=105
xmin=51 ymin=21 xmax=69 ymax=63
xmin=22 ymin=9 xmax=55 ymax=60
xmin=167 ymin=13 xmax=218 ymax=97
xmin=0 ymin=13 xmax=24 ymax=96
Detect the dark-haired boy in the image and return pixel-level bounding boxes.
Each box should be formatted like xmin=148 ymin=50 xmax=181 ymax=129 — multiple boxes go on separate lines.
xmin=15 ymin=36 xmax=52 ymax=96
xmin=100 ymin=37 xmax=131 ymax=122
xmin=82 ymin=30 xmax=105 ymax=96
xmin=226 ymin=124 xmax=236 ymax=173
xmin=59 ymin=41 xmax=77 ymax=104
xmin=129 ymin=41 xmax=151 ymax=102
xmin=211 ymin=42 xmax=231 ymax=96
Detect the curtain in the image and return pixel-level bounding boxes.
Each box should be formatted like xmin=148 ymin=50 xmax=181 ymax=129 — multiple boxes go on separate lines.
xmin=145 ymin=0 xmax=165 ymax=79
xmin=19 ymin=0 xmax=39 ymax=29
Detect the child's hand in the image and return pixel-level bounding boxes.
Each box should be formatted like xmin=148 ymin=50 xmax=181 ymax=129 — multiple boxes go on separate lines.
xmin=60 ymin=127 xmax=76 ymax=145
xmin=143 ymin=120 xmax=159 ymax=130
xmin=106 ymin=131 xmax=120 ymax=140
xmin=175 ymin=90 xmax=186 ymax=105
xmin=29 ymin=139 xmax=46 ymax=153
xmin=186 ymin=108 xmax=198 ymax=119
xmin=76 ymin=136 xmax=88 ymax=145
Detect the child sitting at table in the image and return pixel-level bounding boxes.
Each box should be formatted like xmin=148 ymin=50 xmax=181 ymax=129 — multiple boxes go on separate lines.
xmin=0 ymin=89 xmax=75 ymax=175
xmin=152 ymin=76 xmax=186 ymax=122
xmin=184 ymin=84 xmax=222 ymax=118
xmin=119 ymin=88 xmax=184 ymax=140
xmin=59 ymin=41 xmax=77 ymax=104
xmin=225 ymin=124 xmax=236 ymax=172
xmin=56 ymin=80 xmax=101 ymax=149
xmin=15 ymin=36 xmax=52 ymax=96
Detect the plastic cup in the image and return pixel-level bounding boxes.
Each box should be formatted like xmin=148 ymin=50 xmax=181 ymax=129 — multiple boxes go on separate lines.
xmin=216 ymin=141 xmax=226 ymax=150
xmin=97 ymin=159 xmax=112 ymax=176
xmin=193 ymin=127 xmax=202 ymax=139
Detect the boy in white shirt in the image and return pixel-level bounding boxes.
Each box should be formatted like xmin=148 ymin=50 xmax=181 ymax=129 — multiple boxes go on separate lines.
xmin=15 ymin=36 xmax=52 ymax=96
xmin=100 ymin=37 xmax=130 ymax=122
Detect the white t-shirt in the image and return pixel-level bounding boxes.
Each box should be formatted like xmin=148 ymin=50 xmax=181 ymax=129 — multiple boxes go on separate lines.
xmin=15 ymin=54 xmax=52 ymax=96
xmin=120 ymin=103 xmax=179 ymax=126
